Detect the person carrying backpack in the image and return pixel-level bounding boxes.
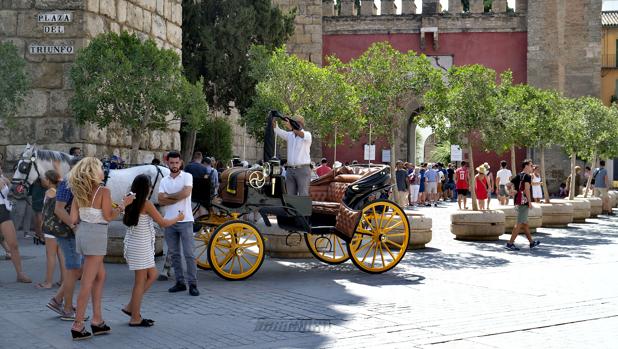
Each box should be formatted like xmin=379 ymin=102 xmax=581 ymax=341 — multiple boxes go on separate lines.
xmin=506 ymin=159 xmax=541 ymax=251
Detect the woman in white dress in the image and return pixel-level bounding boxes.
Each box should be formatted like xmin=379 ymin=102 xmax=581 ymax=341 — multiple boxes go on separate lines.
xmin=122 ymin=174 xmax=183 ymax=327
xmin=532 ymin=165 xmax=543 ymax=202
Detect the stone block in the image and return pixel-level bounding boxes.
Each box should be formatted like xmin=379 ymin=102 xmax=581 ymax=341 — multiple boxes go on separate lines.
xmin=339 ymin=0 xmax=355 ymax=16
xmin=34 ymin=117 xmax=79 ymax=144
xmin=422 ymin=0 xmax=440 ymax=14
xmin=17 ymin=89 xmax=48 ymax=117
xmin=151 ymin=14 xmax=166 ymax=39
xmin=0 ymin=10 xmax=17 ymax=36
xmin=163 ymin=0 xmax=172 ymax=20
xmin=127 ymin=2 xmax=143 ymax=30
xmin=171 ymin=2 xmax=181 ymax=25
xmin=142 ymin=0 xmax=156 ymax=12
xmin=49 ymin=89 xmax=73 ymax=115
xmin=516 ymin=0 xmax=527 ymax=13
xmin=27 ymin=62 xmax=63 ymax=89
xmin=380 ymin=0 xmax=395 ymax=15
xmin=84 ymin=12 xmax=107 ymax=37
xmin=16 ymin=11 xmax=41 ymax=38
xmin=117 ymin=0 xmax=127 ymax=23
xmin=6 ymin=119 xmax=36 ymax=145
xmin=34 ymin=0 xmax=83 ymax=9
xmin=166 ymin=21 xmax=181 ymax=47
xmin=322 ymin=0 xmax=335 ymax=16
xmin=110 ymin=21 xmax=120 ymax=33
xmin=492 ymin=0 xmax=507 ymax=13
xmin=86 ymin=0 xmax=99 ymax=12
xmin=143 ymin=10 xmax=152 ymax=33
xmin=44 ymin=39 xmax=83 ymax=63
xmin=148 ymin=130 xmax=162 ymax=150
xmin=81 ymin=124 xmax=107 ymax=144
xmin=469 ymin=0 xmax=484 ymax=13
xmin=448 ymin=0 xmax=463 ymax=14
xmin=4 ymin=0 xmax=35 ymax=9
xmin=62 ymin=63 xmax=73 ymax=89
xmin=156 ymin=0 xmax=164 ymax=15
xmin=100 ymin=0 xmax=115 ymax=18
xmin=400 ymin=0 xmax=416 ymax=15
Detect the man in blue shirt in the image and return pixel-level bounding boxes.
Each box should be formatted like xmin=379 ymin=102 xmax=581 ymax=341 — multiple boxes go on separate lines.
xmin=184 ymin=152 xmax=209 ymax=179
xmin=593 ymin=160 xmax=611 ymax=215
xmin=425 ymin=163 xmax=439 ymax=207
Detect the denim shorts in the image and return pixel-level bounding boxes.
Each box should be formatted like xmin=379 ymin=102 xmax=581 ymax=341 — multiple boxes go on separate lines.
xmin=56 ymin=236 xmax=82 ymax=270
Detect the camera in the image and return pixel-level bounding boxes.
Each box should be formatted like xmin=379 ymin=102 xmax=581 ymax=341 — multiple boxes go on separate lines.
xmin=270 ymin=110 xmax=301 ymax=131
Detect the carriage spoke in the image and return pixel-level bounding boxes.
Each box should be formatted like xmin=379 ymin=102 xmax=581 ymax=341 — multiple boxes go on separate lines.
xmin=239 ymin=241 xmax=258 ymax=248
xmin=238 ymin=256 xmax=244 ymax=273
xmin=244 ymin=250 xmax=259 ymax=257
xmin=382 ymin=241 xmax=396 ymax=260
xmin=361 ymin=241 xmax=375 ymax=263
xmin=195 ymin=247 xmax=207 ymax=259
xmin=370 ymin=242 xmax=377 ymax=268
xmin=383 ymin=220 xmax=404 ymax=234
xmin=335 ymin=236 xmax=345 ymax=254
xmin=219 ymin=251 xmax=234 ymax=267
xmin=241 ymin=254 xmax=253 ymax=267
xmin=385 ymin=232 xmax=406 ymax=237
xmin=384 ymin=239 xmax=402 ymax=249
xmin=228 ymin=254 xmax=236 ymax=273
xmin=378 ymin=241 xmax=386 ymax=266
xmin=381 ymin=210 xmax=396 ymax=232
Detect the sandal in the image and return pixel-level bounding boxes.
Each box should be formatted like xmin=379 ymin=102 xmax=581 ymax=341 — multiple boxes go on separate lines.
xmin=36 ymin=282 xmax=53 ymax=289
xmin=129 ymin=318 xmax=154 ymax=327
xmin=71 ymin=323 xmax=92 ymax=341
xmin=17 ymin=274 xmax=32 ymax=283
xmin=91 ymin=321 xmax=112 ymax=336
xmin=122 ymin=309 xmax=155 ymax=324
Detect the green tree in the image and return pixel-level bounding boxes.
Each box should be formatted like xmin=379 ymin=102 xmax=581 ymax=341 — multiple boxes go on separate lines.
xmin=420 ymin=64 xmax=499 ymax=211
xmin=245 ymin=46 xmax=363 ymax=149
xmin=330 ymin=42 xmax=441 ymax=177
xmin=70 ymin=31 xmax=205 ymax=163
xmin=195 ymin=116 xmax=233 ymax=164
xmin=0 ymin=42 xmax=29 ymax=127
xmin=559 ymin=97 xmax=588 ymax=200
xmin=182 ymin=0 xmax=294 ymax=115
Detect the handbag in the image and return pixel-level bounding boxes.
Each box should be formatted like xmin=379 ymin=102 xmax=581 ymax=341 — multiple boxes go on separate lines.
xmin=42 ymin=196 xmax=73 ymax=238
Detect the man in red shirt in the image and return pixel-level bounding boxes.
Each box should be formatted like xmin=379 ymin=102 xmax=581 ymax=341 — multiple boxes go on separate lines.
xmin=315 ymin=158 xmax=332 ymax=177
xmin=455 ymin=161 xmax=470 ymax=210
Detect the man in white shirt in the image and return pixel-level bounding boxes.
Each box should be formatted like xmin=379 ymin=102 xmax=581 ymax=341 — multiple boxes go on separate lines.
xmin=273 ymin=114 xmax=312 ymax=196
xmin=158 ymin=151 xmax=199 ymax=296
xmin=496 ymin=160 xmax=513 ymax=206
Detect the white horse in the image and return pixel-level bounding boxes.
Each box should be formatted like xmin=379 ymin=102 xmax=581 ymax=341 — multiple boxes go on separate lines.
xmin=11 ymin=144 xmax=170 ymax=204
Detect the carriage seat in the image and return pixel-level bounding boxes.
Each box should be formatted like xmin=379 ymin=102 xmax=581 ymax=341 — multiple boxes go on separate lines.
xmin=310 ymin=167 xmax=363 ymax=216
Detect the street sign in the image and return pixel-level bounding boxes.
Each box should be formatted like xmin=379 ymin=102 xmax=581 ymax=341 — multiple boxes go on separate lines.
xmin=382 ymin=149 xmax=391 ymax=163
xmin=363 ymin=144 xmax=375 ymax=161
xmin=450 ymin=144 xmax=462 ymax=162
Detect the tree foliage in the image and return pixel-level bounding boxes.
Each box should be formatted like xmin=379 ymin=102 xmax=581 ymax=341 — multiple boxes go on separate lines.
xmin=70 ymin=31 xmax=206 ymax=162
xmin=245 ymin=46 xmax=363 ymax=144
xmin=0 ymin=42 xmax=29 ymax=126
xmin=182 ymin=0 xmax=295 ymax=115
xmin=195 ymin=116 xmax=233 ymax=164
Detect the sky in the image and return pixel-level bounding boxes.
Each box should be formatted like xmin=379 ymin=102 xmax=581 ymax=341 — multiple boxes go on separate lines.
xmin=605 ymin=0 xmax=618 ymax=11
xmin=383 ymin=1 xmax=618 ymax=13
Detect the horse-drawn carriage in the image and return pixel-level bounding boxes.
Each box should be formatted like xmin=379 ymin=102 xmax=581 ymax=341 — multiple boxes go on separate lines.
xmin=192 ymin=160 xmax=410 ymax=280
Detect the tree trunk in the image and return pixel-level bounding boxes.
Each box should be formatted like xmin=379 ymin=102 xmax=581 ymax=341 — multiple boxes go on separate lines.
xmin=568 ymin=152 xmax=577 ymax=200
xmin=467 ymin=140 xmax=479 ymax=211
xmin=510 ymin=145 xmax=516 ymax=179
xmin=130 ymin=132 xmax=142 ymax=165
xmin=181 ymin=129 xmax=197 ymax=164
xmin=583 ymin=153 xmax=597 ymax=198
xmin=540 ymin=145 xmax=550 ymax=203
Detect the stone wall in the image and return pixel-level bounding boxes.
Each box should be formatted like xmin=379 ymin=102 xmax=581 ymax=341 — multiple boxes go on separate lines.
xmin=0 ymin=0 xmax=181 ymax=167
xmin=272 ymin=0 xmax=322 ymax=65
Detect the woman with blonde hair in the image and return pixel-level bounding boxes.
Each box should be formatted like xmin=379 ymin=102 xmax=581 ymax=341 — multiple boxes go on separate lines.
xmin=68 ymin=157 xmax=133 ymax=340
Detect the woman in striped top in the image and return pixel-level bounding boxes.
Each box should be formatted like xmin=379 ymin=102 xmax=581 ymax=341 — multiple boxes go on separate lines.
xmin=122 ymin=175 xmax=183 ymax=327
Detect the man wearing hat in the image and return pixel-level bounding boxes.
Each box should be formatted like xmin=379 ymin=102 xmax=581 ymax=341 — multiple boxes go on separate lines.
xmin=315 ymin=158 xmax=331 ymax=177
xmin=273 ymin=114 xmax=313 ymax=196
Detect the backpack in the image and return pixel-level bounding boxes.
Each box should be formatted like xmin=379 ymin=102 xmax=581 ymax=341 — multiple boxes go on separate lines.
xmin=513 ymin=173 xmax=529 ymax=206
xmin=42 ymin=195 xmax=73 ymax=238
xmin=408 ymin=173 xmax=417 ymax=185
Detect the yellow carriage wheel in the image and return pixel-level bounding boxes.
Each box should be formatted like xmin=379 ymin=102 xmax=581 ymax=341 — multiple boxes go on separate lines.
xmin=347 ymin=200 xmax=409 ymax=274
xmin=207 ymin=220 xmax=265 ymax=281
xmin=194 ymin=225 xmax=213 ymax=270
xmin=304 ymin=233 xmax=350 ymax=265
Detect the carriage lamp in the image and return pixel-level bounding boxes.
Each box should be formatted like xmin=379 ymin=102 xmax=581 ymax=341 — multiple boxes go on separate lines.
xmin=269 ymin=159 xmax=281 ymax=176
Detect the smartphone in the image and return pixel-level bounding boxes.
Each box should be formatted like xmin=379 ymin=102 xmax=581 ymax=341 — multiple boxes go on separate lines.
xmin=126 ymin=191 xmax=136 ymax=197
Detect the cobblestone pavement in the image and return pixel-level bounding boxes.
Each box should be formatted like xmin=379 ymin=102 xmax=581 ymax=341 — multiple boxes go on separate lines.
xmin=1 ymin=202 xmax=617 ymax=348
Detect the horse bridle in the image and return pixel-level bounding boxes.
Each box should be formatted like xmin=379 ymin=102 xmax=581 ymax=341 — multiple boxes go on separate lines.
xmin=12 ymin=152 xmax=41 ymax=189
xmin=148 ymin=165 xmax=164 ymax=200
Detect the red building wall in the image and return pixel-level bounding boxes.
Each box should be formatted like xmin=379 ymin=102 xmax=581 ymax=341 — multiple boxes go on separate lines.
xmin=320 ymin=32 xmax=528 ymax=166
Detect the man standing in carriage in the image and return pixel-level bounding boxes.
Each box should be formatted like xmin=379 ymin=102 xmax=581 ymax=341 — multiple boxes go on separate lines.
xmin=272 ymin=114 xmax=312 ymax=196
xmin=158 ymin=151 xmax=199 ymax=296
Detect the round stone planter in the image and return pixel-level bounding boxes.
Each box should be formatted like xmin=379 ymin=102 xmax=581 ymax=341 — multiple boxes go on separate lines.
xmin=608 ymin=191 xmax=617 ymax=208
xmin=450 ymin=210 xmax=505 ymax=241
xmin=537 ymin=202 xmax=574 ymax=228
xmin=554 ymin=199 xmax=591 ymax=223
xmin=105 ymin=220 xmax=164 ymax=264
xmin=496 ymin=205 xmax=516 ymax=233
xmin=256 ymin=219 xmax=313 ymax=259
xmin=576 ymin=196 xmax=602 ymax=217
xmin=406 ymin=213 xmax=433 ymax=249
xmin=528 ymin=205 xmax=543 ymax=232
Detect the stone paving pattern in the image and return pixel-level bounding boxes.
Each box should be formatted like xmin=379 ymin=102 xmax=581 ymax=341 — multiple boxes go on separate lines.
xmin=1 ymin=202 xmax=617 ymax=348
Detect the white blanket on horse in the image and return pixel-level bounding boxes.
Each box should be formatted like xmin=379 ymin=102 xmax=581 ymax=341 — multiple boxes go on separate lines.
xmin=105 ymin=165 xmax=170 ymax=204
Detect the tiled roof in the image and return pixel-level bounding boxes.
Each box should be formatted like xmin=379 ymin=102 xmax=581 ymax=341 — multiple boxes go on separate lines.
xmin=603 ymin=11 xmax=618 ymax=27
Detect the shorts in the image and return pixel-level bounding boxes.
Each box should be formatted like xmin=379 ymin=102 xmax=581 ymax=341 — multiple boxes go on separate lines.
xmin=499 ymin=185 xmax=508 ymax=197
xmin=594 ymin=187 xmax=608 ymax=199
xmin=426 ymin=182 xmax=437 ymax=194
xmin=516 ymin=205 xmax=529 ymax=224
xmin=75 ymin=222 xmax=108 ymax=256
xmin=0 ymin=204 xmax=11 ymax=224
xmin=456 ymin=189 xmax=469 ymax=196
xmin=56 ymin=236 xmax=82 ymax=270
